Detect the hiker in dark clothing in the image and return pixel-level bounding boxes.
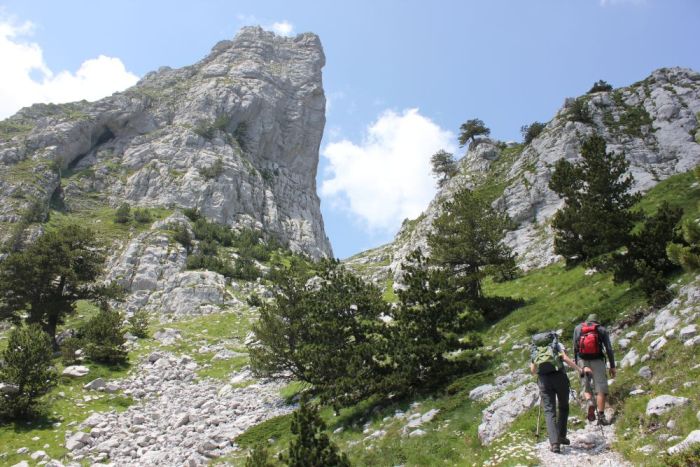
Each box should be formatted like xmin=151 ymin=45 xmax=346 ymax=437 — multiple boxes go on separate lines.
xmin=530 ymin=332 xmax=584 ymax=454
xmin=573 ymin=313 xmax=616 ymax=425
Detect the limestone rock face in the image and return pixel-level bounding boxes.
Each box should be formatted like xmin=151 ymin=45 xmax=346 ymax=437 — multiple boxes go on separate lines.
xmin=360 ymin=68 xmax=700 ymax=280
xmin=0 ymin=26 xmax=331 ymax=259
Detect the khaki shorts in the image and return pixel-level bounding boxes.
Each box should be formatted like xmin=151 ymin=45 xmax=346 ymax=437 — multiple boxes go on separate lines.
xmin=579 ymin=358 xmax=609 ymax=395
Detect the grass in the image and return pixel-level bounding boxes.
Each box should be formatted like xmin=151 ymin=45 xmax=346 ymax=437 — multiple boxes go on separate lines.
xmin=46 ymin=206 xmax=173 ymax=244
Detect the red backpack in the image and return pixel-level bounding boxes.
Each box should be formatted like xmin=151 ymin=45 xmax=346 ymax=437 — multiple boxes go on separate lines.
xmin=578 ymin=323 xmax=602 ymax=359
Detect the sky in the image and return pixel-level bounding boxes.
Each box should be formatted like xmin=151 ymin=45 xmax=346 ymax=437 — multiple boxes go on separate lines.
xmin=1 ymin=0 xmax=699 ymax=258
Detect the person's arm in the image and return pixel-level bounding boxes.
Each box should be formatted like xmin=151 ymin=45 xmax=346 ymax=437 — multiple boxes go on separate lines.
xmin=572 ymin=325 xmax=580 ymax=362
xmin=561 ymin=350 xmax=584 ymax=376
xmin=530 ymin=362 xmax=537 ymax=375
xmin=600 ymin=326 xmax=616 ymax=376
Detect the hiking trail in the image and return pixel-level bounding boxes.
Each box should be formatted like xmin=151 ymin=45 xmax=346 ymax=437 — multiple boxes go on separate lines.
xmin=534 ymin=421 xmax=631 ymax=466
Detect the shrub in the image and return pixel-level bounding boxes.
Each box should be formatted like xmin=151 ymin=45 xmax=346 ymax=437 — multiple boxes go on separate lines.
xmin=127 ymin=310 xmax=150 ymax=338
xmin=279 ymin=397 xmax=350 ymax=467
xmin=133 ymin=208 xmax=152 ymax=224
xmin=172 ymin=224 xmax=193 ymax=253
xmin=588 ymin=79 xmax=613 ymax=94
xmin=183 ymin=208 xmax=202 ymax=222
xmin=233 ymin=257 xmax=261 ymax=281
xmin=80 ymin=306 xmax=128 ymax=364
xmin=0 ymin=324 xmax=57 ymax=420
xmin=114 ymin=203 xmax=131 ymax=224
xmin=234 ymin=121 xmax=249 ymax=151
xmin=664 ymin=445 xmax=700 ymax=467
xmin=199 ymin=158 xmax=224 ymax=179
xmin=567 ymin=98 xmax=592 ymax=124
xmin=194 ymin=120 xmax=215 ymax=140
xmin=520 ymin=121 xmax=546 ymax=145
xmin=245 ymin=444 xmax=275 ymax=467
xmin=246 ymin=293 xmax=263 ymax=308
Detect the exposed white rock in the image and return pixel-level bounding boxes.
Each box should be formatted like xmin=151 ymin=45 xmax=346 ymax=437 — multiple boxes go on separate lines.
xmin=62 ymin=366 xmax=90 ymax=377
xmin=84 ymin=378 xmax=106 ymax=391
xmin=0 ymin=27 xmax=332 ymax=260
xmin=637 ymin=366 xmax=653 ymax=380
xmin=153 ymin=328 xmax=182 ymax=345
xmin=620 ymin=349 xmax=639 ymax=368
xmin=680 ymin=324 xmax=697 ymax=342
xmin=0 ymin=382 xmax=19 ymax=394
xmin=478 ymin=382 xmax=539 ymax=445
xmin=668 ymin=430 xmax=700 ymax=455
xmin=646 ymin=395 xmax=690 ymax=416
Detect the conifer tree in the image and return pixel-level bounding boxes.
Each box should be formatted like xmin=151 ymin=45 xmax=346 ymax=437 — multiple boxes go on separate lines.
xmin=667 ymin=166 xmax=700 ymax=271
xmin=430 ymin=149 xmax=458 ymax=188
xmin=549 ymin=135 xmax=640 ymax=265
xmin=394 ymin=250 xmax=484 ymax=385
xmin=458 ymin=119 xmax=490 ymax=147
xmin=279 ymin=398 xmax=350 ymax=467
xmin=428 ymin=187 xmax=514 ymax=300
xmin=0 ymin=324 xmax=57 ymax=419
xmin=613 ymin=201 xmax=683 ymax=305
xmin=0 ymin=223 xmax=121 ymax=345
xmin=248 ymin=260 xmax=391 ymax=406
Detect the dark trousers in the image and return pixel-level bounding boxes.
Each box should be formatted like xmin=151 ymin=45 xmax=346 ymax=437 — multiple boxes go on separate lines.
xmin=538 ymin=370 xmax=570 ymax=445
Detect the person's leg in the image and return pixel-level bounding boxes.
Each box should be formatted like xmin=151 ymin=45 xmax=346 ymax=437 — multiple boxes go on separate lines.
xmin=539 ymin=375 xmax=559 ymax=447
xmin=554 ymin=371 xmax=570 ymax=443
xmin=590 ymin=359 xmax=610 ymax=424
xmin=580 ymin=360 xmax=596 ymax=421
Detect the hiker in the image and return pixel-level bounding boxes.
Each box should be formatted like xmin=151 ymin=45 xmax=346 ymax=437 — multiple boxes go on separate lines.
xmin=573 ymin=313 xmax=616 ymax=425
xmin=530 ymin=331 xmax=584 ymax=454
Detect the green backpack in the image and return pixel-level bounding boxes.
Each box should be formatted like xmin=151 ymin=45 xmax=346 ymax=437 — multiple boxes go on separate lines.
xmin=531 ymin=331 xmax=563 ymax=374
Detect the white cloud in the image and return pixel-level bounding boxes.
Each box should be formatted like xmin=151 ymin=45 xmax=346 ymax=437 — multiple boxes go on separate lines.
xmin=321 ymin=108 xmax=455 ymax=233
xmin=0 ymin=16 xmax=138 ymax=119
xmin=268 ymin=20 xmax=294 ymax=37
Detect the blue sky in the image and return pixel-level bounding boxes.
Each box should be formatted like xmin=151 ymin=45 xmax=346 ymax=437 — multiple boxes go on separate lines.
xmin=1 ymin=0 xmax=699 ymax=258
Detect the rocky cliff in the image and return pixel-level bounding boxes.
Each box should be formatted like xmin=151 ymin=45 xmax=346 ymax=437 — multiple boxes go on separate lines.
xmin=0 ymin=26 xmax=332 ymax=259
xmin=347 ymin=68 xmax=700 ymax=284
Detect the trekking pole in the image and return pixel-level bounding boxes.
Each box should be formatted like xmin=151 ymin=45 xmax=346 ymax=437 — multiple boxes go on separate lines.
xmin=535 ymin=395 xmax=542 ymax=440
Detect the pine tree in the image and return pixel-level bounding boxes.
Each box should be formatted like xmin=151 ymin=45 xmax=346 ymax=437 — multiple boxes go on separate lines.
xmin=667 ymin=167 xmax=700 ymax=271
xmin=394 ymin=250 xmax=484 ymax=386
xmin=80 ymin=304 xmax=128 ymax=364
xmin=458 ymin=119 xmax=490 ymax=147
xmin=279 ymin=398 xmax=350 ymax=467
xmin=613 ymin=201 xmax=683 ymax=305
xmin=428 ymin=187 xmax=514 ymax=300
xmin=0 ymin=324 xmax=57 ymax=419
xmin=549 ymin=135 xmax=641 ymax=265
xmin=0 ymin=223 xmax=122 ymax=345
xmin=248 ymin=260 xmax=392 ymax=406
xmin=430 ymin=150 xmax=458 ymax=188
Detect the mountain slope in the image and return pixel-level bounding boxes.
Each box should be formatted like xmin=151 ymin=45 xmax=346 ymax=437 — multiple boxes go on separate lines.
xmin=0 ymin=26 xmax=332 ymax=259
xmin=346 ymin=68 xmax=700 ymax=286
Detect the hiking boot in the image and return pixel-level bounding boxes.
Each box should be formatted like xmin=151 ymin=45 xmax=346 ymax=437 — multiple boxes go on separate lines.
xmin=587 ymin=401 xmax=596 ymax=422
xmin=596 ymin=411 xmax=609 ymax=426
xmin=559 ymin=437 xmax=570 ymax=445
xmin=550 ymin=443 xmax=561 ymax=453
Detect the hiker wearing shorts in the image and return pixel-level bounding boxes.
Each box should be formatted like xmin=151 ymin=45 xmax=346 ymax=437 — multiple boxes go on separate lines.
xmin=573 ymin=313 xmax=616 ymax=425
xmin=530 ymin=332 xmax=584 ymax=454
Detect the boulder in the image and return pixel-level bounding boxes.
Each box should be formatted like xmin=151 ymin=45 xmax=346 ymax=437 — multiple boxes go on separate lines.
xmin=0 ymin=382 xmax=19 ymax=394
xmin=649 ymin=336 xmax=667 ymax=352
xmin=617 ymin=338 xmax=631 ymax=350
xmin=684 ymin=335 xmax=700 ymax=347
xmin=153 ymin=328 xmax=182 ymax=345
xmin=62 ymin=365 xmax=90 ymax=377
xmin=668 ymin=430 xmax=700 ymax=455
xmin=478 ymin=382 xmax=538 ymax=445
xmin=638 ymin=366 xmax=652 ymax=380
xmin=680 ymin=324 xmax=697 ymax=342
xmin=469 ymin=384 xmax=498 ymax=402
xmin=83 ymin=378 xmax=106 ymax=391
xmin=620 ymin=349 xmax=639 ymax=368
xmin=646 ymin=395 xmax=690 ymax=416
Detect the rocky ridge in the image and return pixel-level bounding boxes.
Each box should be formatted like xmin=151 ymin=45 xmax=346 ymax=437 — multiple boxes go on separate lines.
xmin=348 ymin=68 xmax=700 ymax=283
xmin=0 ymin=26 xmax=332 ymax=259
